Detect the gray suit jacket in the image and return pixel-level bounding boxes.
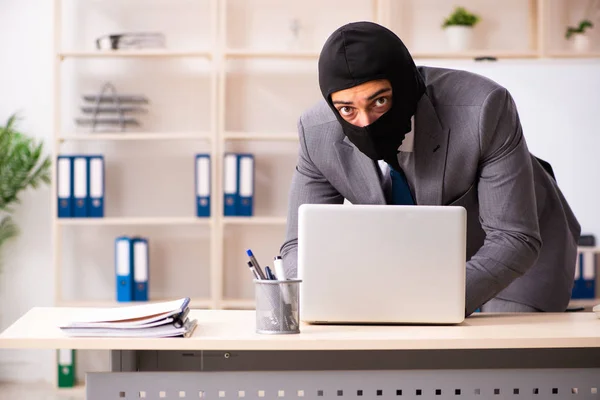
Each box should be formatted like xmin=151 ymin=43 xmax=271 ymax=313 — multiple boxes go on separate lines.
xmin=280 ymin=66 xmax=581 ymax=315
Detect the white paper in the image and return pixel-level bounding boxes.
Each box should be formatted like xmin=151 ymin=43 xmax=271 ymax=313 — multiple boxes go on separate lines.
xmin=61 ymin=319 xmax=197 ymax=338
xmin=61 ymin=298 xmax=189 ymax=325
xmin=67 ymin=317 xmax=173 ymax=330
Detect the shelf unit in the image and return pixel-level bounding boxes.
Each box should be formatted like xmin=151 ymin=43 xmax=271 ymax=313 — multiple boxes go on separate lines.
xmin=223 ymin=132 xmax=298 ymax=141
xmin=58 ymin=132 xmax=212 ymax=142
xmin=58 ymin=50 xmax=213 ymax=59
xmin=51 ymin=0 xmax=600 ymax=314
xmin=57 ymin=217 xmax=212 ymax=226
xmin=52 ymin=0 xmax=221 ymax=315
xmin=52 ymin=0 xmax=600 ymax=312
xmin=378 ymin=0 xmax=600 ymax=59
xmin=224 ymin=49 xmax=321 ymax=59
xmin=222 ymin=217 xmax=287 ymax=226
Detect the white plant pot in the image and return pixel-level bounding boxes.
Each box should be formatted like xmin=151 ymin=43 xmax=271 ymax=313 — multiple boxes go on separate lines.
xmin=444 ymin=26 xmax=473 ymax=52
xmin=572 ymin=33 xmax=591 ymax=53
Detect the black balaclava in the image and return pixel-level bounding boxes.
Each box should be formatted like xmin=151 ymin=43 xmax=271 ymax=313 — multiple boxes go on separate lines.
xmin=318 ymin=22 xmax=426 ymax=165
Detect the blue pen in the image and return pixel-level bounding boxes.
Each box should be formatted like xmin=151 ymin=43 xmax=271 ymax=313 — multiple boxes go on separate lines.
xmin=246 ymin=249 xmax=267 ymax=280
xmin=265 ymin=266 xmax=276 ymax=280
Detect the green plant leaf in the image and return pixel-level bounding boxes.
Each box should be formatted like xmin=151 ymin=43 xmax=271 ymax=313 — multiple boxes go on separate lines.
xmin=0 ymin=215 xmax=18 ymax=249
xmin=0 ymin=113 xmax=51 ymax=213
xmin=442 ymin=6 xmax=480 ymax=28
xmin=580 ymin=20 xmax=593 ymax=30
xmin=566 ymin=19 xmax=594 ymax=39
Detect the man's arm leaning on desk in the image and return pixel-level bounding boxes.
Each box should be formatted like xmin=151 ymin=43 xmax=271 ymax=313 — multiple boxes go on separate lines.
xmin=280 ymin=117 xmax=344 ymax=278
xmin=464 ymin=87 xmax=542 ymax=315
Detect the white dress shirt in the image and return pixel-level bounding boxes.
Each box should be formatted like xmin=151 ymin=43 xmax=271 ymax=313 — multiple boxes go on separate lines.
xmin=377 ymin=116 xmax=415 ymax=176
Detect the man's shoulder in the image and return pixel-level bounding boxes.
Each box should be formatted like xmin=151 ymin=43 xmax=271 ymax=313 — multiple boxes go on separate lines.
xmin=419 ymin=66 xmax=507 ymax=107
xmin=296 ymin=100 xmax=344 ymax=147
xmin=299 ymin=99 xmax=339 ymax=130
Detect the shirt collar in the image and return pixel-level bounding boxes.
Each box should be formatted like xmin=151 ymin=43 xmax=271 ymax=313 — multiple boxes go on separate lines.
xmin=397 ymin=116 xmax=415 ymax=153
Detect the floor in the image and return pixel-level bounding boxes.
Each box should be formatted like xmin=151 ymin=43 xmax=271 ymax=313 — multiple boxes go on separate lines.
xmin=0 ymin=382 xmax=85 ymax=400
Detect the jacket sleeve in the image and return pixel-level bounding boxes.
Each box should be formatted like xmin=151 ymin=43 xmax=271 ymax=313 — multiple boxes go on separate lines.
xmin=465 ymin=87 xmax=542 ymax=315
xmin=279 ymin=117 xmax=344 ymax=278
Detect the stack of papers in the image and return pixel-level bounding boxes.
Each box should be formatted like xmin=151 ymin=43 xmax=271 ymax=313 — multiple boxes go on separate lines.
xmin=59 ymin=298 xmax=197 ymax=338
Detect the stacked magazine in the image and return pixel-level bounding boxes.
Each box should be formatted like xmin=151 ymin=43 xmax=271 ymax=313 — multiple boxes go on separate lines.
xmin=59 ymin=298 xmax=196 ymax=338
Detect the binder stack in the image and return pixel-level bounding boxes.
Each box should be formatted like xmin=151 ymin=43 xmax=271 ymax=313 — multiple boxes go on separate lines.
xmin=115 ymin=236 xmax=150 ymax=302
xmin=572 ymin=247 xmax=597 ymax=299
xmin=56 ymin=155 xmax=105 ymax=218
xmin=60 ymin=298 xmax=197 ymax=338
xmin=223 ymin=153 xmax=255 ymax=216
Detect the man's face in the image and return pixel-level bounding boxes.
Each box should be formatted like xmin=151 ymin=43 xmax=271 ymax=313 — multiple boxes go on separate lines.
xmin=330 ymin=79 xmax=393 ymax=127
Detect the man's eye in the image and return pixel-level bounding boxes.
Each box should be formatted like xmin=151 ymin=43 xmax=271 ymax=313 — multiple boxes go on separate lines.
xmin=339 ymin=106 xmax=354 ymax=116
xmin=375 ymin=97 xmax=388 ymax=107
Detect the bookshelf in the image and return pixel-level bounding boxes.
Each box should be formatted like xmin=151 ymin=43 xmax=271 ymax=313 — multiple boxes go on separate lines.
xmin=222 ymin=132 xmax=298 ymax=141
xmin=57 ymin=217 xmax=212 ymax=226
xmin=58 ymin=50 xmax=213 ymax=59
xmin=58 ymin=132 xmax=212 ymax=142
xmin=52 ymin=0 xmax=600 ymax=330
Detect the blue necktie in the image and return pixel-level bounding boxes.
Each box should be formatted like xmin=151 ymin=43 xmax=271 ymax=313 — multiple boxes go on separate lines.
xmin=389 ymin=165 xmax=415 ymax=205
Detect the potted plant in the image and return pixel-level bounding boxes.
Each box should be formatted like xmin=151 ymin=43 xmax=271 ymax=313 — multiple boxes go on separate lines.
xmin=565 ymin=20 xmax=594 ymax=52
xmin=442 ymin=7 xmax=481 ymax=51
xmin=0 ymin=114 xmax=51 ymax=269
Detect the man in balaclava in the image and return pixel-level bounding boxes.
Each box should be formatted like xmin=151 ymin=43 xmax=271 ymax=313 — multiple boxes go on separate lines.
xmin=280 ymin=22 xmax=580 ymax=315
xmin=317 ymin=20 xmax=425 ymax=173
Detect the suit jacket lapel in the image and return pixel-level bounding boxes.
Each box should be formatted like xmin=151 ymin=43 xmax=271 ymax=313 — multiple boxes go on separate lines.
xmin=413 ymin=94 xmax=450 ymax=205
xmin=335 ymin=137 xmax=386 ymax=205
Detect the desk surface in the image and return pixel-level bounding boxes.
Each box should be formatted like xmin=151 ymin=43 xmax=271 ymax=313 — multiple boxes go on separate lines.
xmin=0 ymin=308 xmax=599 ymax=351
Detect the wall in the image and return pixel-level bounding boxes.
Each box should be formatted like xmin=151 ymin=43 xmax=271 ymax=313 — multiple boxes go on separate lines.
xmin=1 ymin=0 xmax=600 ymax=384
xmin=0 ymin=0 xmax=55 ymax=383
xmin=420 ymin=58 xmax=600 ymax=237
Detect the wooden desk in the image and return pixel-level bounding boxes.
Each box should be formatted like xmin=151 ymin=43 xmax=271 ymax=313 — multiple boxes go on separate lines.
xmin=1 ymin=309 xmax=599 ymax=399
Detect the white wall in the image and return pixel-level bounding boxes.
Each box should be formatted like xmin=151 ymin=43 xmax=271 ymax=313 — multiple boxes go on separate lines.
xmin=0 ymin=0 xmax=55 ymax=383
xmin=1 ymin=0 xmax=600 ymax=385
xmin=421 ymin=58 xmax=600 ymax=237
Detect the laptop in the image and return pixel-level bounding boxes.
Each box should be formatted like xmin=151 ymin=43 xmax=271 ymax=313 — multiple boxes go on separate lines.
xmin=298 ymin=204 xmax=467 ymax=325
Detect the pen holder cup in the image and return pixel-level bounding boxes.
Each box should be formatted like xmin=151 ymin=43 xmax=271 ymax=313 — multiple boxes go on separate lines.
xmin=254 ymin=279 xmax=302 ymax=334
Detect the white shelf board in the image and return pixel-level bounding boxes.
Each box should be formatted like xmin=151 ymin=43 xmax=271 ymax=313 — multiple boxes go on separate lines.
xmin=57 ymin=298 xmax=213 ymax=308
xmin=58 ymin=217 xmax=211 ymax=226
xmin=58 ymin=132 xmax=212 ymax=142
xmin=578 ymin=246 xmax=600 ymax=253
xmin=412 ymin=50 xmax=539 ymax=60
xmin=222 ymin=217 xmax=287 ymax=226
xmin=225 ymin=49 xmax=320 ymax=59
xmin=58 ymin=50 xmax=213 ymax=59
xmin=221 ymin=299 xmax=255 ymax=309
xmin=223 ymin=132 xmax=298 ymax=141
xmin=545 ymin=52 xmax=600 ymax=58
xmin=569 ymin=298 xmax=600 ymax=308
